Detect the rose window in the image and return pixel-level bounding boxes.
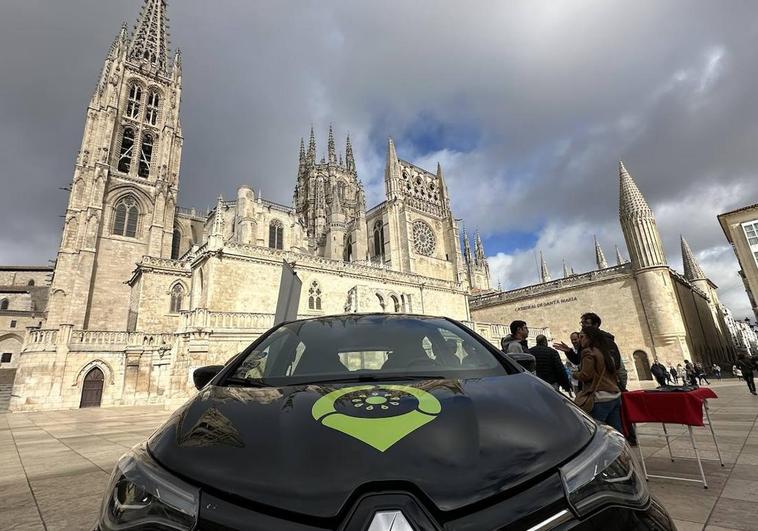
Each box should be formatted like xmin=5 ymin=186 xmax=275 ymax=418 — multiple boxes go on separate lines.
xmin=412 ymin=220 xmax=436 ymax=256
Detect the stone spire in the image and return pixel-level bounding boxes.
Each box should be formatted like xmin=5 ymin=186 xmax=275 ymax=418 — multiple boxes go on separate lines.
xmin=128 ymin=0 xmax=169 ymax=72
xmin=462 ymin=227 xmax=472 ymax=262
xmin=539 ymin=251 xmax=551 ymax=283
xmin=615 ymin=244 xmax=625 ymax=265
xmin=619 ymin=161 xmax=667 ymax=270
xmin=594 ymin=235 xmax=608 ymax=269
xmin=327 ymin=124 xmax=337 ymax=164
xmin=298 ymin=138 xmax=305 ymax=168
xmin=345 ymin=134 xmax=355 ymax=172
xmin=307 ymin=126 xmax=316 ymax=164
xmin=681 ymin=235 xmax=707 ymax=281
xmin=563 ymin=259 xmax=571 ymax=278
xmin=474 ymin=230 xmax=486 ymax=265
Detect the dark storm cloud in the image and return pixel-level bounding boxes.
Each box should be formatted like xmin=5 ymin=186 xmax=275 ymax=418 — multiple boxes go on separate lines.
xmin=1 ymin=1 xmax=756 ymax=316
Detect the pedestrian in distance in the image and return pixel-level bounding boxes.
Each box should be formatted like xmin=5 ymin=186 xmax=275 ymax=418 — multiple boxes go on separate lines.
xmin=735 ymin=350 xmax=757 ymax=395
xmin=651 ymin=359 xmax=668 ymax=387
xmin=712 ymin=363 xmax=721 ymax=380
xmin=695 ymin=363 xmax=710 ymax=385
xmin=572 ymin=326 xmax=622 ymax=432
xmin=669 ymin=365 xmax=678 ymax=384
xmin=734 ymin=364 xmax=742 ymax=379
xmin=501 ymin=320 xmax=528 ymax=353
xmin=528 ymin=335 xmax=572 ymax=394
xmin=684 ymin=360 xmax=698 ymax=387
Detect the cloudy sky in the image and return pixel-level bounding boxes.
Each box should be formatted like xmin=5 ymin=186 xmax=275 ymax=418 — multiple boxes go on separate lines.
xmin=1 ymin=0 xmax=757 ymax=318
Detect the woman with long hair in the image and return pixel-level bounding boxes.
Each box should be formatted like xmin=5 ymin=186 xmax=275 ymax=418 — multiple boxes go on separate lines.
xmin=572 ymin=325 xmax=622 ymax=431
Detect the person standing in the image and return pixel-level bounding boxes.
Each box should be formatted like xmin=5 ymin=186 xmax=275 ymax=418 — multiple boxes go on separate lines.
xmin=736 ymin=350 xmax=757 ymax=395
xmin=651 ymin=360 xmax=668 ymax=387
xmin=528 ymin=335 xmax=572 ymax=394
xmin=684 ymin=360 xmax=698 ymax=387
xmin=712 ymin=363 xmax=721 ymax=380
xmin=572 ymin=326 xmax=622 ymax=432
xmin=501 ymin=320 xmax=529 ymax=353
xmin=554 ymin=332 xmax=582 ymax=366
xmin=579 ymin=313 xmax=628 ymax=391
xmin=695 ymin=363 xmax=710 ymax=385
xmin=669 ymin=365 xmax=678 ymax=384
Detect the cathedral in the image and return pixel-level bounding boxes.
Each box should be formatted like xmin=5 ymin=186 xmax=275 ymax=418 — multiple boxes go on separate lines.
xmin=4 ymin=1 xmax=738 ymax=411
xmin=8 ymin=0 xmax=493 ymax=411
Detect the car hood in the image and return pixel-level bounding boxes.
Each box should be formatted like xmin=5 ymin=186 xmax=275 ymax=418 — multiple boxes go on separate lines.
xmin=148 ymin=374 xmax=593 ymax=519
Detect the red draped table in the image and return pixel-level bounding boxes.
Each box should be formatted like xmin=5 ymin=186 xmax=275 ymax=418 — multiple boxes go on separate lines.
xmin=622 ymin=388 xmax=722 ymax=488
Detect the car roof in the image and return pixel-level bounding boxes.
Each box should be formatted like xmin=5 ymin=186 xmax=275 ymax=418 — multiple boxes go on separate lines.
xmin=282 ymin=312 xmax=453 ymax=326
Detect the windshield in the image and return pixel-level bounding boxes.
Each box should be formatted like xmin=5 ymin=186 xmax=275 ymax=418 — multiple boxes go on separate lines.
xmin=224 ymin=314 xmax=512 ymax=386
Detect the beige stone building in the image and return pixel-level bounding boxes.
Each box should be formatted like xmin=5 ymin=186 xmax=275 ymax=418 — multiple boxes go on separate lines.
xmin=9 ymin=0 xmax=493 ymax=411
xmin=718 ymin=203 xmax=758 ymax=322
xmin=471 ymin=162 xmax=734 ymax=383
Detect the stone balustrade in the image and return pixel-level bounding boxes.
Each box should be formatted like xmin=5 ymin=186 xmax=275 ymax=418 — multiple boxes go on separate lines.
xmin=181 ymin=309 xmax=275 ymax=331
xmin=24 ymin=328 xmax=175 ymax=353
xmin=26 ymin=329 xmax=58 ymax=346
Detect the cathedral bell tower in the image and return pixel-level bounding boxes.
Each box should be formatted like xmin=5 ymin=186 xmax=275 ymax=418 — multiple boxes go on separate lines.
xmin=619 ymin=161 xmax=689 ymax=363
xmin=46 ymin=0 xmax=183 ymax=330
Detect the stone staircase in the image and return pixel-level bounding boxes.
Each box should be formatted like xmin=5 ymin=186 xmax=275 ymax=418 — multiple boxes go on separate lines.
xmin=0 ymin=369 xmax=16 ymax=411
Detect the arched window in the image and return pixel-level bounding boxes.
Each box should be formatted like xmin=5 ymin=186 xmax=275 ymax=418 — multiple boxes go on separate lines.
xmin=146 ymin=91 xmax=160 ymax=126
xmin=373 ymin=220 xmax=385 ymax=260
xmin=376 ymin=293 xmax=385 ymax=311
xmin=0 ymin=299 xmax=8 ymax=310
xmin=171 ymin=228 xmax=181 ymax=259
xmin=138 ymin=133 xmax=154 ymax=178
xmin=126 ymin=84 xmax=142 ymax=119
xmin=308 ymin=281 xmax=322 ymax=310
xmin=169 ymin=283 xmax=185 ymax=313
xmin=343 ymin=234 xmax=353 ymax=262
xmin=118 ymin=128 xmax=135 ymax=173
xmin=268 ymin=220 xmax=283 ymax=249
xmin=27 ymin=279 xmax=35 ymax=287
xmin=113 ymin=196 xmax=139 ymax=238
xmin=390 ymin=295 xmax=400 ymax=313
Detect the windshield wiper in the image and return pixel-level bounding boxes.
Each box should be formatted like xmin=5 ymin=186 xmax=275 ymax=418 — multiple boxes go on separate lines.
xmin=293 ymin=374 xmax=448 ymax=386
xmin=223 ymin=376 xmax=270 ymax=388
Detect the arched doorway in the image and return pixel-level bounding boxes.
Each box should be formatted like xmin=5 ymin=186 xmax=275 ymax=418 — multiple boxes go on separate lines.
xmin=633 ymin=350 xmax=653 ymax=380
xmin=80 ymin=367 xmax=104 ymax=408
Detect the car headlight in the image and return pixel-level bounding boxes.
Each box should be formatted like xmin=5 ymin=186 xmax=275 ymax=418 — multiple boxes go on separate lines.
xmin=559 ymin=425 xmax=648 ymax=518
xmin=99 ymin=445 xmax=199 ymax=531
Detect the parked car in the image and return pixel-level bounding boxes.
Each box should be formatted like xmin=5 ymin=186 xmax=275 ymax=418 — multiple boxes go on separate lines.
xmin=97 ymin=314 xmax=674 ymax=530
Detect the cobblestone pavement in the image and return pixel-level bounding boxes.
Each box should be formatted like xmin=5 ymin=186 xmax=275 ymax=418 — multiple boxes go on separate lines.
xmin=1 ymin=381 xmax=758 ymax=530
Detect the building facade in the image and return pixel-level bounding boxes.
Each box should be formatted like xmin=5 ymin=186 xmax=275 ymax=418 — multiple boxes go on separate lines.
xmin=471 ymin=162 xmax=734 ymax=382
xmin=9 ymin=0 xmax=493 ymax=411
xmin=718 ymin=203 xmax=758 ymax=323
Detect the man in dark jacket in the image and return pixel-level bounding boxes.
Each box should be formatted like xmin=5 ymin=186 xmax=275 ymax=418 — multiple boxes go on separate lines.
xmin=580 ymin=312 xmax=628 ymax=391
xmin=736 ymin=350 xmax=757 ymax=395
xmin=651 ymin=360 xmax=668 ymax=387
xmin=528 ymin=335 xmax=571 ymax=393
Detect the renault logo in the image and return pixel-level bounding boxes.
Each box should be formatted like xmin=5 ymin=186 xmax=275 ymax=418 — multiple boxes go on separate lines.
xmin=367 ymin=510 xmax=414 ymax=531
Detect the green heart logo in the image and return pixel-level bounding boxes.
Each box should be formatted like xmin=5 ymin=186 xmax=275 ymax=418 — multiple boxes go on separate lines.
xmin=311 ymin=384 xmax=442 ymax=452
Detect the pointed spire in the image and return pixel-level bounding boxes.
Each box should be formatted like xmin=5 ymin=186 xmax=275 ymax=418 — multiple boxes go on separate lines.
xmin=615 ymin=244 xmax=625 ymax=265
xmin=338 ymin=152 xmax=343 ymax=166
xmin=462 ymin=227 xmax=472 ymax=262
xmin=474 ymin=230 xmax=486 ymax=264
xmin=594 ymin=235 xmax=608 ymax=269
xmin=327 ymin=124 xmax=336 ymax=164
xmin=618 ymin=161 xmax=667 ymax=269
xmin=387 ymin=137 xmax=398 ymax=166
xmin=172 ymin=48 xmax=182 ymax=78
xmin=681 ymin=235 xmax=707 ymax=281
xmin=307 ymin=126 xmax=316 ymax=164
xmin=128 ymin=0 xmax=170 ymax=72
xmin=563 ymin=259 xmax=571 ymax=278
xmin=298 ymin=138 xmax=306 ymax=169
xmin=619 ymin=160 xmax=654 ymax=221
xmin=345 ymin=134 xmax=355 ymax=172
xmin=539 ymin=251 xmax=551 ymax=283
xmin=437 ymin=162 xmax=443 ymax=179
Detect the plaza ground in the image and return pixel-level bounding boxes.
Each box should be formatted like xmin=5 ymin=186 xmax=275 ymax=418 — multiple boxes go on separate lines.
xmin=2 ymin=381 xmax=758 ymax=530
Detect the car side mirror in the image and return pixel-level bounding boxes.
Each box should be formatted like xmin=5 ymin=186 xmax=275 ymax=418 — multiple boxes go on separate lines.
xmin=193 ymin=365 xmax=224 ymax=390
